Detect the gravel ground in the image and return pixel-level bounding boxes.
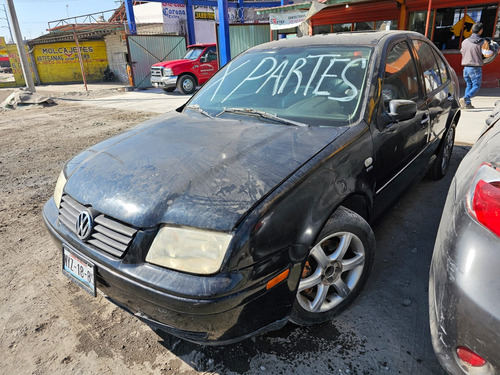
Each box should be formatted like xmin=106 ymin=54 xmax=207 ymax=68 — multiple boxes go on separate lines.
xmin=0 ymin=90 xmax=462 ymax=374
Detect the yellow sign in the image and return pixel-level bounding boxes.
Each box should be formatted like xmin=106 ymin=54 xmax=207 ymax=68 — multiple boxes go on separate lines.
xmin=195 ymin=11 xmax=215 ymax=20
xmin=0 ymin=37 xmax=8 ymax=58
xmin=450 ymin=14 xmax=475 ymax=38
xmin=33 ymin=41 xmax=108 ymax=84
xmin=7 ymin=44 xmax=36 ymax=85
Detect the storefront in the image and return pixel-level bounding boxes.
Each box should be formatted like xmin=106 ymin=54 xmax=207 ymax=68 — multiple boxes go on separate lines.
xmin=306 ymin=0 xmax=500 ymax=87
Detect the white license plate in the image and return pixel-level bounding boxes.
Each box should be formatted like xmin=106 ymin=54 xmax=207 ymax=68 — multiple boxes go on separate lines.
xmin=62 ymin=246 xmax=96 ymax=297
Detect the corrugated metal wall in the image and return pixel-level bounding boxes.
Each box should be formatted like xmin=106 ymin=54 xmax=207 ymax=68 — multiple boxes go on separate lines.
xmin=217 ymin=24 xmax=271 ymax=59
xmin=128 ymin=35 xmax=187 ymax=88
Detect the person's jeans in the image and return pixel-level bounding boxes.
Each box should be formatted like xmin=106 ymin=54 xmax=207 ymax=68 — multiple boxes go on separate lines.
xmin=463 ymin=66 xmax=482 ymax=104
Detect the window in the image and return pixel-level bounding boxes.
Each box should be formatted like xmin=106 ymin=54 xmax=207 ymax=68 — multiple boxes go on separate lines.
xmin=410 ymin=5 xmax=498 ymax=51
xmin=333 ymin=23 xmax=352 ymax=32
xmin=408 ymin=11 xmax=435 ymax=38
xmin=354 ymin=20 xmax=397 ymax=31
xmin=431 ymin=49 xmax=450 ymax=83
xmin=382 ymin=41 xmax=420 ymax=109
xmin=375 ymin=20 xmax=398 ymax=31
xmin=413 ymin=40 xmax=442 ymax=93
xmin=313 ymin=25 xmax=332 ymax=34
xmin=355 ymin=22 xmax=374 ymax=31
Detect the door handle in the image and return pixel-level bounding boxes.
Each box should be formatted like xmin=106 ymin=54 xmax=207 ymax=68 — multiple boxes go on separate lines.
xmin=421 ymin=114 xmax=430 ymax=126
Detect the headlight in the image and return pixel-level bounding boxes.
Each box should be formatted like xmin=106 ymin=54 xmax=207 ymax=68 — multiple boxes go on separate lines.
xmin=53 ymin=170 xmax=67 ymax=209
xmin=163 ymin=68 xmax=173 ymax=77
xmin=146 ymin=226 xmax=233 ymax=274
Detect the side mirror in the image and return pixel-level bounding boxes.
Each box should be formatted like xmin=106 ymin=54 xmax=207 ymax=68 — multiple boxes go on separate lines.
xmin=200 ymin=56 xmax=208 ymax=63
xmin=388 ymin=99 xmax=417 ymax=121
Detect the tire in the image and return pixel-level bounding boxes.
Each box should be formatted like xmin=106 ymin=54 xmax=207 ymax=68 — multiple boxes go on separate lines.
xmin=162 ymin=87 xmax=176 ymax=93
xmin=177 ymin=75 xmax=196 ymax=95
xmin=428 ymin=124 xmax=455 ymax=180
xmin=290 ymin=206 xmax=375 ymax=326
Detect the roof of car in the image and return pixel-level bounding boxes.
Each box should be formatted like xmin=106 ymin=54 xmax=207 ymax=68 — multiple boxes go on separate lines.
xmin=187 ymin=43 xmax=216 ymax=48
xmin=249 ymin=30 xmax=424 ymax=50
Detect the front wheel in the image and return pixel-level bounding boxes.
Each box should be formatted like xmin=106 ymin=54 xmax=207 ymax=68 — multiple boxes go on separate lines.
xmin=428 ymin=124 xmax=455 ymax=180
xmin=177 ymin=75 xmax=196 ymax=95
xmin=290 ymin=207 xmax=375 ymax=326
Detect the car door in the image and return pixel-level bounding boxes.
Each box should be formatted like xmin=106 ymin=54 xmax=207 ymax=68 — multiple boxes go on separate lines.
xmin=198 ymin=46 xmax=218 ymax=84
xmin=371 ymin=38 xmax=430 ymax=218
xmin=411 ymin=38 xmax=454 ymax=156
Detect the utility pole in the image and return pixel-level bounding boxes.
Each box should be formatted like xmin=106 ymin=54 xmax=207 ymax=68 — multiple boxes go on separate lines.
xmin=1 ymin=4 xmax=13 ymax=43
xmin=6 ymin=0 xmax=35 ymax=92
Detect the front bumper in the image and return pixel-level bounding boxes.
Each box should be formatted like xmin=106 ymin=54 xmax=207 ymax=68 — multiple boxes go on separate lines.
xmin=429 ymin=179 xmax=500 ymax=374
xmin=43 ymin=198 xmax=297 ymax=344
xmin=151 ymin=75 xmax=177 ymax=89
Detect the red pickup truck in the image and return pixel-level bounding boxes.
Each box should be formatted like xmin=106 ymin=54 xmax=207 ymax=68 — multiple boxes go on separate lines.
xmin=151 ymin=43 xmax=218 ymax=95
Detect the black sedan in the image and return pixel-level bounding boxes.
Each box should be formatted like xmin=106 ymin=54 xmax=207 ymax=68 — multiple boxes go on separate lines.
xmin=43 ymin=31 xmax=460 ymax=345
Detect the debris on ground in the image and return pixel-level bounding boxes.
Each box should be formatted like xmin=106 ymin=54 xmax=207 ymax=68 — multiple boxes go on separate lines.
xmin=0 ymin=90 xmax=55 ymax=109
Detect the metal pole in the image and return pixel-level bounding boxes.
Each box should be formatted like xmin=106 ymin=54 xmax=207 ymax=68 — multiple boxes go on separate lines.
xmin=1 ymin=4 xmax=14 ymax=44
xmin=186 ymin=0 xmax=196 ymax=45
xmin=6 ymin=0 xmax=35 ymax=92
xmin=424 ymin=0 xmax=432 ymax=38
xmin=125 ymin=0 xmax=137 ymax=35
xmin=73 ymin=25 xmax=88 ymax=91
xmin=217 ymin=0 xmax=230 ymax=67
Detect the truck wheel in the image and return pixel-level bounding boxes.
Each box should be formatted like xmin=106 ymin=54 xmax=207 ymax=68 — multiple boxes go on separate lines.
xmin=290 ymin=206 xmax=375 ymax=326
xmin=177 ymin=75 xmax=196 ymax=95
xmin=162 ymin=87 xmax=176 ymax=93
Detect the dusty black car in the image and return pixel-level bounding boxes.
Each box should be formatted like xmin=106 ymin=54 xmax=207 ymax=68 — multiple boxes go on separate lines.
xmin=430 ymin=102 xmax=500 ymax=374
xmin=43 ymin=31 xmax=460 ymax=345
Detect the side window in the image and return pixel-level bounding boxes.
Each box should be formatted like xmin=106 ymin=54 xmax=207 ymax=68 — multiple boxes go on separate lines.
xmin=382 ymin=40 xmax=420 ymax=110
xmin=431 ymin=49 xmax=450 ymax=83
xmin=204 ymin=46 xmax=217 ymax=62
xmin=412 ymin=40 xmax=442 ymax=93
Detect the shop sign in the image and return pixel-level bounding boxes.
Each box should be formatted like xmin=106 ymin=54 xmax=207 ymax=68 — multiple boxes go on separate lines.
xmin=269 ymin=10 xmax=308 ymax=30
xmin=162 ymin=3 xmax=187 ymax=21
xmin=0 ymin=37 xmax=8 ymax=59
xmin=195 ymin=6 xmax=215 ymax=21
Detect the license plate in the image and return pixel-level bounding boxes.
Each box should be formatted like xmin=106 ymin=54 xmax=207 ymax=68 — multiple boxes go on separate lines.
xmin=62 ymin=246 xmax=96 ymax=297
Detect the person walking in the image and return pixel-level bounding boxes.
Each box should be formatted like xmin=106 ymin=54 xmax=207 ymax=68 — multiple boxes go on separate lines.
xmin=459 ymin=22 xmax=493 ymax=109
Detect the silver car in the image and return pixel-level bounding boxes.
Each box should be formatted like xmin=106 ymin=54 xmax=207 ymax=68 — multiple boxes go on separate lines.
xmin=430 ymin=102 xmax=500 ymax=374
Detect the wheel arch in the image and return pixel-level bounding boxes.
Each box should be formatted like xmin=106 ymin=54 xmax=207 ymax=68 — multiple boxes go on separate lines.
xmin=177 ymin=72 xmax=198 ymax=86
xmin=336 ymin=193 xmax=371 ymax=222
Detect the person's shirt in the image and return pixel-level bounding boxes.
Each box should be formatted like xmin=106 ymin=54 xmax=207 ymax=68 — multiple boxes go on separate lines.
xmin=461 ymin=33 xmax=493 ymax=67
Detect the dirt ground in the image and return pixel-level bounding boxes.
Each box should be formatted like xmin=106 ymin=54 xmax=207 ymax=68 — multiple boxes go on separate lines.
xmin=0 ymin=89 xmax=465 ymax=374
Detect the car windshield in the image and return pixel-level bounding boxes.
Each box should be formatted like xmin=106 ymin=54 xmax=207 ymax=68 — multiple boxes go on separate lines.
xmin=183 ymin=47 xmax=205 ymax=60
xmin=188 ymin=45 xmax=372 ymax=127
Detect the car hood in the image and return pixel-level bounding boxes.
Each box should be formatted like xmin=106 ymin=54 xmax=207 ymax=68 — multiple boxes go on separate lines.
xmin=152 ymin=59 xmax=191 ymax=68
xmin=63 ymin=112 xmax=346 ymax=230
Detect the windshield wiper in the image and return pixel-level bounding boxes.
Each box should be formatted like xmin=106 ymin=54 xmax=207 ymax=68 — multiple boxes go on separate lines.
xmin=216 ymin=107 xmax=309 ymax=127
xmin=186 ymin=104 xmax=213 ymax=118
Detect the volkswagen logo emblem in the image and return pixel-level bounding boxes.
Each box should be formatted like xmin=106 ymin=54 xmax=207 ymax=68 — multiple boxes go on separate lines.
xmin=76 ymin=210 xmax=93 ymax=241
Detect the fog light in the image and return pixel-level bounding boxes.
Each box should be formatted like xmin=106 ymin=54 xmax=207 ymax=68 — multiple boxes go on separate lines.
xmin=456 ymin=346 xmax=487 ymax=367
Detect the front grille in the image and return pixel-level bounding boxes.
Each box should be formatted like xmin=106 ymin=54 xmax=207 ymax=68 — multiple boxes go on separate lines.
xmin=58 ymin=195 xmax=138 ymax=258
xmin=151 ymin=67 xmax=163 ymax=77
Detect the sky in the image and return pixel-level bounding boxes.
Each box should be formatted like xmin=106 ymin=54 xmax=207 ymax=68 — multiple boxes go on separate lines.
xmin=1 ymin=0 xmax=122 ymax=42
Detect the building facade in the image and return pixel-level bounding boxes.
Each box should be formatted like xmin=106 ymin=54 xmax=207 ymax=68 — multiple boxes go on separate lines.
xmin=307 ymin=0 xmax=500 ymax=87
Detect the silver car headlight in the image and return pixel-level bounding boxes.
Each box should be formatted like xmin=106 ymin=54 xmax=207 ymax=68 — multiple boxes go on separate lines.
xmin=163 ymin=68 xmax=173 ymax=77
xmin=146 ymin=226 xmax=233 ymax=274
xmin=53 ymin=170 xmax=67 ymax=209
